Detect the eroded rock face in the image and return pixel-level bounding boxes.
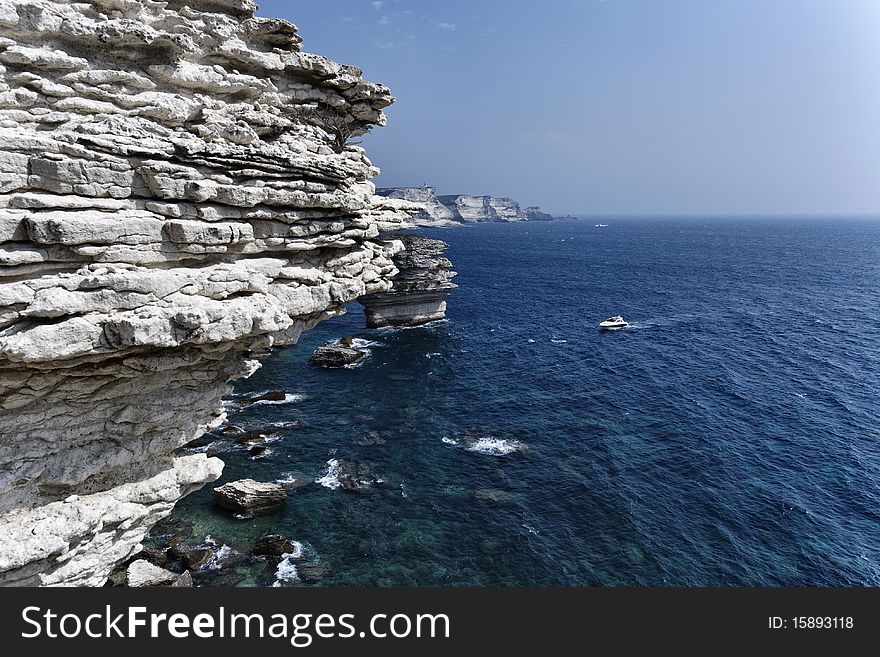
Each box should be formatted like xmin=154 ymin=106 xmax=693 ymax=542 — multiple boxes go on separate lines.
xmin=0 ymin=1 xmax=413 ymax=585
xmin=359 ymin=234 xmax=457 ymax=328
xmin=213 ymin=479 xmax=286 ymax=516
xmin=375 ymin=187 xmax=456 ymax=225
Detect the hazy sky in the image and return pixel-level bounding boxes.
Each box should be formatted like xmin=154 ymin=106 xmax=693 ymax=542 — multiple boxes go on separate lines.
xmin=256 ymin=0 xmax=880 ymax=215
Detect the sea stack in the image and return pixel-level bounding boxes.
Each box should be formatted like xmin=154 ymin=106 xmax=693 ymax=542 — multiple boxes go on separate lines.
xmin=0 ymin=1 xmax=415 ymax=585
xmin=359 ymin=234 xmax=458 ymax=328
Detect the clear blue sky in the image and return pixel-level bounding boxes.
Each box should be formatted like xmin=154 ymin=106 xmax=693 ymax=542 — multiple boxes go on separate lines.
xmin=256 ymin=0 xmax=880 ymax=216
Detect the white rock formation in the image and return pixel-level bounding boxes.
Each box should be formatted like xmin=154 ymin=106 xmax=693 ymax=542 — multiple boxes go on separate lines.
xmin=0 ymin=1 xmax=415 ymax=586
xmin=377 ymin=187 xmax=555 ymax=225
xmin=375 ymin=186 xmax=456 ymax=225
xmin=126 ymin=559 xmax=184 ymax=587
xmin=438 ymin=194 xmax=554 ymax=223
xmin=359 ymin=234 xmax=457 ymax=328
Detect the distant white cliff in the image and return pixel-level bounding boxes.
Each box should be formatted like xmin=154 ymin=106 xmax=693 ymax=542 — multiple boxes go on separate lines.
xmin=376 ymin=187 xmax=557 ymax=226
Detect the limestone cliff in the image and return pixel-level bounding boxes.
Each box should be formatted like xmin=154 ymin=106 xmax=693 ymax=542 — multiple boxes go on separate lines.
xmin=374 ymin=186 xmax=456 ymax=225
xmin=0 ymin=0 xmax=416 ymax=585
xmin=377 ymin=186 xmax=556 ymax=225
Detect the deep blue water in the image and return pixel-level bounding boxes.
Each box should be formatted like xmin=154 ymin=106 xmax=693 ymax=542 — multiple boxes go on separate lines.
xmin=157 ymin=217 xmax=880 ymax=586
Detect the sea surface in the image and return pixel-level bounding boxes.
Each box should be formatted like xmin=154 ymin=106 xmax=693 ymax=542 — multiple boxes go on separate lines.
xmin=154 ymin=217 xmax=880 ymax=586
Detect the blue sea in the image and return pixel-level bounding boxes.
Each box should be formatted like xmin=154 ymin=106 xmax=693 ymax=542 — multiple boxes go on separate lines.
xmin=156 ymin=217 xmax=880 ymax=586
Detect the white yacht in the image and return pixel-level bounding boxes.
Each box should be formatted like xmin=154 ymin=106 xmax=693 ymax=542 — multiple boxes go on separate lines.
xmin=599 ymin=316 xmax=629 ymax=330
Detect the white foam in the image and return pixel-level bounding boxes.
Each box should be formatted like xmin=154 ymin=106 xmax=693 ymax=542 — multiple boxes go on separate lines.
xmin=276 ymin=473 xmax=298 ymax=485
xmin=527 ymin=339 xmax=536 ymax=344
xmin=272 ymin=552 xmax=300 ymax=586
xmin=316 ymin=459 xmax=341 ymax=490
xmin=425 ymin=352 xmax=441 ymax=359
xmin=283 ymin=541 xmax=304 ymax=560
xmin=203 ymin=545 xmax=233 ymax=571
xmin=350 ymin=338 xmax=381 ymax=349
xmin=466 ymin=437 xmax=526 ymax=456
xmin=185 ymin=441 xmax=222 ymax=454
xmin=441 ymin=436 xmax=459 ymax=445
xmin=268 ymin=421 xmax=300 ymax=430
xmin=550 ymin=339 xmax=568 ymax=344
xmin=372 ymin=319 xmax=446 ymax=333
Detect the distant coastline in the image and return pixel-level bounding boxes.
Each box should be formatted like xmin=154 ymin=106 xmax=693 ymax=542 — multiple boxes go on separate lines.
xmin=376 ymin=186 xmax=573 ymax=227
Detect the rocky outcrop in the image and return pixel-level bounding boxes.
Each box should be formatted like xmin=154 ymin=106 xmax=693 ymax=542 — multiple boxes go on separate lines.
xmin=377 ymin=187 xmax=556 ymax=225
xmin=253 ymin=534 xmax=298 ymax=557
xmin=0 ymin=1 xmax=414 ymax=586
xmin=212 ymin=479 xmax=286 ymax=516
xmin=522 ymin=206 xmax=556 ymax=221
xmin=126 ymin=559 xmax=186 ymax=587
xmin=308 ymin=341 xmax=365 ymax=368
xmin=359 ymin=234 xmax=457 ymax=328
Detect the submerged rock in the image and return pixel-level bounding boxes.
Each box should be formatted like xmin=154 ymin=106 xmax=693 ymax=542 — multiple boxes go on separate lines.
xmin=276 ymin=472 xmax=312 ymax=492
xmin=353 ymin=430 xmax=386 ymax=446
xmin=474 ymin=489 xmax=522 ymax=506
xmin=213 ymin=479 xmax=287 ymax=515
xmin=309 ymin=344 xmax=366 ymax=368
xmin=297 ymin=563 xmax=331 ymax=583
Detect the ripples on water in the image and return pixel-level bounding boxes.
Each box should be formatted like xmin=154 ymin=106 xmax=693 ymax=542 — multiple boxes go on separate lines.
xmin=158 ymin=217 xmax=880 ymax=586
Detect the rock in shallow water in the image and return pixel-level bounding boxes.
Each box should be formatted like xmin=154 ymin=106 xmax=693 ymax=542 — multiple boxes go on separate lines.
xmin=253 ymin=534 xmax=298 ymax=557
xmin=241 ymin=390 xmax=287 ymax=404
xmin=176 ymin=547 xmax=214 ymax=571
xmin=474 ymin=489 xmax=522 ymax=506
xmin=308 ymin=344 xmax=366 ymax=368
xmin=213 ymin=479 xmax=287 ymax=515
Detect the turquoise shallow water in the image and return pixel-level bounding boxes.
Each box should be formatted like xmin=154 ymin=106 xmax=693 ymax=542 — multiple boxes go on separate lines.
xmin=154 ymin=217 xmax=880 ymax=586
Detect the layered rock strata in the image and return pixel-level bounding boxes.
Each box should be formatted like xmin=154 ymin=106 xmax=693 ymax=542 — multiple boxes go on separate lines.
xmin=0 ymin=1 xmax=413 ymax=585
xmin=359 ymin=234 xmax=457 ymax=328
xmin=375 ymin=186 xmax=455 ymax=225
xmin=377 ymin=187 xmax=555 ymax=225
